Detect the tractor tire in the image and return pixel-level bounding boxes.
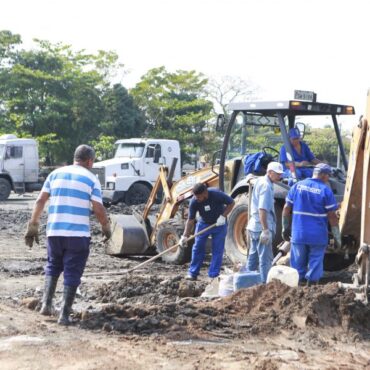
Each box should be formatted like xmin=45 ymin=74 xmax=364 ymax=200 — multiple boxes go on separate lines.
xmin=0 ymin=178 xmax=11 ymax=201
xmin=155 ymin=219 xmax=193 ymax=265
xmin=225 ymin=193 xmax=249 ymax=264
xmin=225 ymin=194 xmax=284 ymax=264
xmin=125 ymin=183 xmax=151 ymax=206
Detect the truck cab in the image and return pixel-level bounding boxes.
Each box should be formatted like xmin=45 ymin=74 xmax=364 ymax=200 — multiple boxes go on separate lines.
xmin=92 ymin=138 xmax=181 ymax=205
xmin=0 ymin=135 xmax=42 ymax=200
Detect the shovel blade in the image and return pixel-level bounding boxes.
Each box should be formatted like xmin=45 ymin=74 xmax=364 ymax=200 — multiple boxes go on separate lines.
xmin=105 ymin=215 xmax=150 ymax=256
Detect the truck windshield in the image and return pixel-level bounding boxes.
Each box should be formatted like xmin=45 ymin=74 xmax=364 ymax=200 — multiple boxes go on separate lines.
xmin=0 ymin=144 xmax=4 ymax=159
xmin=115 ymin=143 xmax=145 ymax=158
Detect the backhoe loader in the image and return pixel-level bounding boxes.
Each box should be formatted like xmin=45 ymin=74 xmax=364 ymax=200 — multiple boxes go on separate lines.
xmin=106 ymin=90 xmax=369 ymax=277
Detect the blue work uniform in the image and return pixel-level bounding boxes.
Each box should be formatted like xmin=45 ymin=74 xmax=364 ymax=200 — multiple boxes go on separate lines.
xmin=188 ymin=188 xmax=234 ymax=278
xmin=246 ymin=175 xmax=276 ymax=283
xmin=280 ymin=141 xmax=316 ymax=180
xmin=286 ymin=178 xmax=338 ymax=282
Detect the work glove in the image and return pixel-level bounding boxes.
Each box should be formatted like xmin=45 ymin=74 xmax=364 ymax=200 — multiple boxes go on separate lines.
xmin=260 ymin=229 xmax=272 ymax=244
xmin=102 ymin=223 xmax=112 ymax=242
xmin=331 ymin=225 xmax=342 ymax=249
xmin=216 ymin=215 xmax=226 ymax=226
xmin=281 ymin=215 xmax=291 ymax=241
xmin=178 ymin=235 xmax=187 ymax=248
xmin=25 ymin=222 xmax=40 ymax=249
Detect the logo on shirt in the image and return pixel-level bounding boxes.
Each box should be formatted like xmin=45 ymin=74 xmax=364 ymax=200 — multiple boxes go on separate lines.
xmin=204 ymin=205 xmax=211 ymax=212
xmin=297 ymin=184 xmax=322 ymax=195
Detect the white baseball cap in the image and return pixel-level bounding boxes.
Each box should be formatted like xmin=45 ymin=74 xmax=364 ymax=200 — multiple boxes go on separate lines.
xmin=266 ymin=161 xmax=284 ymax=174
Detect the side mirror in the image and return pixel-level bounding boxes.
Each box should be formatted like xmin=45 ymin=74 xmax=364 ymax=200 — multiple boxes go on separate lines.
xmin=295 ymin=122 xmax=306 ymax=138
xmin=216 ymin=114 xmax=226 ymax=132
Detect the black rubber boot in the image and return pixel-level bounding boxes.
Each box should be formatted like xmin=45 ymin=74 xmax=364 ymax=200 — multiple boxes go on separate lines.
xmin=58 ymin=285 xmax=77 ymax=326
xmin=40 ymin=275 xmax=59 ymax=316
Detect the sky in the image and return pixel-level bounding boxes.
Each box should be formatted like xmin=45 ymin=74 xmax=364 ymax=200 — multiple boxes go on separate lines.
xmin=1 ymin=0 xmax=369 ymax=128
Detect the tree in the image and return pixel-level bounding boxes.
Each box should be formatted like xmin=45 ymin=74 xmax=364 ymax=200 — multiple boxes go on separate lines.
xmin=131 ymin=66 xmax=213 ymax=163
xmin=0 ymin=31 xmax=128 ymax=164
xmin=206 ymin=75 xmax=259 ymax=120
xmin=100 ymin=83 xmax=146 ymax=139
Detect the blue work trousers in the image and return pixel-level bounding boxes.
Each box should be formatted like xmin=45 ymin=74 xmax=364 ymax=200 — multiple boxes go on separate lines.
xmin=188 ymin=222 xmax=227 ymax=278
xmin=290 ymin=243 xmax=326 ymax=282
xmin=246 ymin=231 xmax=274 ymax=283
xmin=45 ymin=236 xmax=90 ymax=287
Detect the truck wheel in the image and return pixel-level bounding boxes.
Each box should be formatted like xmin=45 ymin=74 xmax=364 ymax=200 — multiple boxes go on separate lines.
xmin=225 ymin=193 xmax=249 ymax=265
xmin=125 ymin=183 xmax=151 ymax=206
xmin=156 ymin=219 xmax=193 ymax=264
xmin=0 ymin=178 xmax=11 ymax=201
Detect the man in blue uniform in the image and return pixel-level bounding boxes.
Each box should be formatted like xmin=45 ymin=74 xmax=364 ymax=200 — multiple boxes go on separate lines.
xmin=280 ymin=127 xmax=321 ymax=180
xmin=246 ymin=161 xmax=284 ymax=283
xmin=180 ymin=183 xmax=235 ymax=281
xmin=282 ymin=163 xmax=342 ymax=284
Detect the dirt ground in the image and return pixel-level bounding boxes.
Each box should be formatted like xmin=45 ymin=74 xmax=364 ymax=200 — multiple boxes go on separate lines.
xmin=1 ymin=194 xmax=370 ymax=370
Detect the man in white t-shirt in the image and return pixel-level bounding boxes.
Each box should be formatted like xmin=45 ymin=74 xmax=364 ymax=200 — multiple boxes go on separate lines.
xmin=25 ymin=145 xmax=111 ymax=325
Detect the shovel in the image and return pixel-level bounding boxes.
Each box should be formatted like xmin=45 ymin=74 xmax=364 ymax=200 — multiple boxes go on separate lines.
xmin=85 ymin=223 xmax=217 ymax=277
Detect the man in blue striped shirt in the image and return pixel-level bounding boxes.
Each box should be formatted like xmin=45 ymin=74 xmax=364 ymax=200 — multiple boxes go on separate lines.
xmin=25 ymin=145 xmax=111 ymax=325
xmin=282 ymin=163 xmax=341 ymax=284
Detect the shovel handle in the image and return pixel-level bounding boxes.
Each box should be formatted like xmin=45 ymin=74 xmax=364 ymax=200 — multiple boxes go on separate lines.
xmin=126 ymin=223 xmax=217 ymax=274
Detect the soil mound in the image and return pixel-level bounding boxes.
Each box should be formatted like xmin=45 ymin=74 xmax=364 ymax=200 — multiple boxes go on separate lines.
xmin=81 ymin=281 xmax=370 ymax=339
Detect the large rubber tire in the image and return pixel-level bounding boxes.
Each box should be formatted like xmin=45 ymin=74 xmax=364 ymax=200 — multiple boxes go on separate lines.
xmin=0 ymin=178 xmax=11 ymax=201
xmin=225 ymin=193 xmax=249 ymax=264
xmin=225 ymin=194 xmax=284 ymax=264
xmin=155 ymin=219 xmax=193 ymax=265
xmin=125 ymin=183 xmax=151 ymax=206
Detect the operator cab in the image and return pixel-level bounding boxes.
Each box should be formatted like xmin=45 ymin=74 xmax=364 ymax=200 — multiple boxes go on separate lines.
xmin=218 ymin=90 xmax=355 ymax=200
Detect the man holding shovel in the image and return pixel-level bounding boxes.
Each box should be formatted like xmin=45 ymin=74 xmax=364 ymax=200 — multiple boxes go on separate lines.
xmin=180 ymin=183 xmax=235 ymax=281
xmin=24 ymin=145 xmax=111 ymax=325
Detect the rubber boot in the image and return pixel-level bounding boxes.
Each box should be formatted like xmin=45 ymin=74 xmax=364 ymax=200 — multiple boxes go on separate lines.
xmin=58 ymin=285 xmax=77 ymax=326
xmin=40 ymin=275 xmax=59 ymax=316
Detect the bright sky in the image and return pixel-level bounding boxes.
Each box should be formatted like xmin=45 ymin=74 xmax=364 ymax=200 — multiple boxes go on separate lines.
xmin=2 ymin=0 xmax=369 ymax=127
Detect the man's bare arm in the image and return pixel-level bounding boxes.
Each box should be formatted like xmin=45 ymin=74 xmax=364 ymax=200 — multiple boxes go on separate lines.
xmin=30 ymin=192 xmax=50 ymax=223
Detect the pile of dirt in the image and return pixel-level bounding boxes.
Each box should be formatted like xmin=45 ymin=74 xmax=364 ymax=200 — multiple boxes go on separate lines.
xmin=80 ymin=281 xmax=370 ymax=340
xmin=94 ymin=274 xmax=207 ymax=305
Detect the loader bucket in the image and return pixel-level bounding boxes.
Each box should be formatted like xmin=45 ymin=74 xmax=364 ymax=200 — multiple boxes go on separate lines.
xmin=105 ymin=214 xmax=150 ymax=256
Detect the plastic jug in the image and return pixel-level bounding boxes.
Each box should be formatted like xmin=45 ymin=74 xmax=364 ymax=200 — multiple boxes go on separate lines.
xmin=266 ymin=265 xmax=299 ymax=287
xmin=218 ymin=274 xmax=234 ymax=297
xmin=233 ymin=271 xmax=262 ymax=291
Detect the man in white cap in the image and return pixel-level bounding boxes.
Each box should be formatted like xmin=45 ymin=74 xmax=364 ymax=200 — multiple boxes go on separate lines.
xmin=246 ymin=161 xmax=284 ymax=283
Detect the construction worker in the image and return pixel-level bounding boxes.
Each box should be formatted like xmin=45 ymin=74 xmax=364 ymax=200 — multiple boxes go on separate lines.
xmin=180 ymin=183 xmax=235 ymax=281
xmin=282 ymin=163 xmax=341 ymax=284
xmin=280 ymin=127 xmax=321 ymax=180
xmin=24 ymin=145 xmax=111 ymax=325
xmin=246 ymin=161 xmax=284 ymax=283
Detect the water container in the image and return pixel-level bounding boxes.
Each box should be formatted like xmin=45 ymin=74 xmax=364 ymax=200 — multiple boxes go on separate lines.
xmin=218 ymin=274 xmax=234 ymax=297
xmin=266 ymin=265 xmax=299 ymax=287
xmin=233 ymin=271 xmax=262 ymax=291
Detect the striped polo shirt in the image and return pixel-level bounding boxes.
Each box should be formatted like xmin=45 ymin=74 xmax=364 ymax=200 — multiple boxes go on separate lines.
xmin=286 ymin=178 xmax=337 ymax=245
xmin=41 ymin=165 xmax=102 ymax=237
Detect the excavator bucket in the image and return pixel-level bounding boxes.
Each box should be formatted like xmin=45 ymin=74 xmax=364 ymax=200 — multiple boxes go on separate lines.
xmin=105 ymin=214 xmax=150 ymax=256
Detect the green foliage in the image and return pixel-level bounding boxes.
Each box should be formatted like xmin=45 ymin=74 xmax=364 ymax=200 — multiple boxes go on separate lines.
xmin=131 ymin=66 xmax=213 ymax=163
xmin=0 ymin=30 xmax=142 ymax=165
xmin=304 ymin=127 xmax=350 ymax=166
xmin=90 ymin=135 xmax=116 ymax=161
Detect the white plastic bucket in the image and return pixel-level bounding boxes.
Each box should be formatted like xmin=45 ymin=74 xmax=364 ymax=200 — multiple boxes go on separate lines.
xmin=218 ymin=274 xmax=234 ymax=297
xmin=266 ymin=265 xmax=299 ymax=287
xmin=233 ymin=271 xmax=261 ymax=291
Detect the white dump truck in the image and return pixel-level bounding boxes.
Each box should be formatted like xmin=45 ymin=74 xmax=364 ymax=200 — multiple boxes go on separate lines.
xmin=0 ymin=134 xmax=43 ymax=200
xmin=92 ymin=138 xmax=181 ymax=205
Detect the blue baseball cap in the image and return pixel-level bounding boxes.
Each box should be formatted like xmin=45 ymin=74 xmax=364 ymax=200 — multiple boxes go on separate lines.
xmin=313 ymin=163 xmax=332 ymax=175
xmin=289 ymin=127 xmax=301 ymax=139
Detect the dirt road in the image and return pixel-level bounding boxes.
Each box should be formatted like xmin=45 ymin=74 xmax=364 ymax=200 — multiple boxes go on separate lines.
xmin=0 ymin=195 xmax=370 ymax=369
